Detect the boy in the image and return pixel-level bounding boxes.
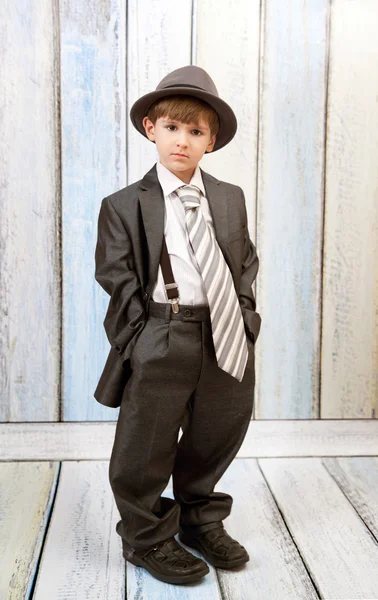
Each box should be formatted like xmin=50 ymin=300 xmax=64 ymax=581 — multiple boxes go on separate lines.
xmin=94 ymin=65 xmax=261 ymax=585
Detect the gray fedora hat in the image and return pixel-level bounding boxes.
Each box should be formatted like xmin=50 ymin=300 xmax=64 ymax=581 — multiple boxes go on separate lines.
xmin=129 ymin=65 xmax=238 ymax=153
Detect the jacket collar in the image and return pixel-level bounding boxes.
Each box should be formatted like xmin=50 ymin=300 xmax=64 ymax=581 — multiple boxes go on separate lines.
xmin=138 ymin=162 xmax=230 ymax=296
xmin=155 ymin=159 xmax=206 ymax=198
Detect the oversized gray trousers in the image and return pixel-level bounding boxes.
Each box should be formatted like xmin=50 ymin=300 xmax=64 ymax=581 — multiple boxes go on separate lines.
xmin=109 ymin=299 xmax=255 ymax=553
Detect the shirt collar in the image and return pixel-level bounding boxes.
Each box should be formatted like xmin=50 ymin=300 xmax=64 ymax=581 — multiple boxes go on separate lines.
xmin=156 ymin=159 xmax=206 ymax=198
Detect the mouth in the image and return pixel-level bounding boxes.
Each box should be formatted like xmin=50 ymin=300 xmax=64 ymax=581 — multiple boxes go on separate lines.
xmin=172 ymin=153 xmax=188 ymax=158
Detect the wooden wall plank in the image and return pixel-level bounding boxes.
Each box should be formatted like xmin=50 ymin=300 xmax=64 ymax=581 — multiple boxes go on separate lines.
xmin=1 ymin=420 xmax=378 ymax=461
xmin=321 ymin=0 xmax=378 ymax=417
xmin=0 ymin=0 xmax=61 ymax=421
xmin=0 ymin=462 xmax=59 ymax=598
xmin=87 ymin=0 xmax=192 ymax=422
xmin=1 ymin=0 xmax=377 ymax=424
xmin=127 ymin=0 xmax=193 ymax=181
xmin=32 ymin=461 xmax=125 ymax=598
xmin=60 ymin=0 xmax=127 ymax=421
xmin=195 ymin=0 xmax=260 ymax=197
xmin=257 ymin=0 xmax=329 ymax=417
xmin=194 ymin=0 xmax=261 ymax=419
xmin=260 ymin=456 xmax=378 ymax=598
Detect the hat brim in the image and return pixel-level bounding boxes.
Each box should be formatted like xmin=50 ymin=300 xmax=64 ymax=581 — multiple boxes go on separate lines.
xmin=129 ymin=86 xmax=237 ymax=152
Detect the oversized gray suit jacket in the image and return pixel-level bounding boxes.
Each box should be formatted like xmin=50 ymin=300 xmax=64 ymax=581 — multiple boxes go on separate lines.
xmin=94 ymin=162 xmax=262 ymax=409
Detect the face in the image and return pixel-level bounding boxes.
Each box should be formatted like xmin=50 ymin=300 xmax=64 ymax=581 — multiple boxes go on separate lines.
xmin=142 ymin=115 xmax=217 ymax=182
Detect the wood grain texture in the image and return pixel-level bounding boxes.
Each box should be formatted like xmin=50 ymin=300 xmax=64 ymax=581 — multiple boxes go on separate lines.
xmin=1 ymin=420 xmax=378 ymax=460
xmin=194 ymin=0 xmax=261 ymax=420
xmin=32 ymin=461 xmax=125 ymax=598
xmin=195 ymin=0 xmax=260 ymax=195
xmin=60 ymin=0 xmax=127 ymax=421
xmin=321 ymin=0 xmax=378 ymax=417
xmin=0 ymin=462 xmax=59 ymax=599
xmin=257 ymin=0 xmax=329 ymax=418
xmin=1 ymin=0 xmax=377 ymax=425
xmin=323 ymin=456 xmax=378 ymax=538
xmin=127 ymin=0 xmax=193 ymax=180
xmin=1 ymin=457 xmax=378 ymax=597
xmin=260 ymin=456 xmax=378 ymax=598
xmin=212 ymin=459 xmax=318 ymax=599
xmin=0 ymin=0 xmax=61 ymax=421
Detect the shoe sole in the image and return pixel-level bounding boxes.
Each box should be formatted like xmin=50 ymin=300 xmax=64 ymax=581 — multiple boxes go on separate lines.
xmin=179 ymin=533 xmax=250 ymax=569
xmin=123 ymin=548 xmax=210 ymax=585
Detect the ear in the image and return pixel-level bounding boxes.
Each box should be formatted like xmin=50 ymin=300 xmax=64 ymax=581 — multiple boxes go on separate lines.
xmin=206 ymin=133 xmax=217 ymax=153
xmin=143 ymin=116 xmax=155 ymax=141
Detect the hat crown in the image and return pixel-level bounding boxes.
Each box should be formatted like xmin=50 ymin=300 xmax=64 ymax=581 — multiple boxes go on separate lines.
xmin=156 ymin=65 xmax=219 ymax=98
xmin=129 ymin=65 xmax=238 ymax=152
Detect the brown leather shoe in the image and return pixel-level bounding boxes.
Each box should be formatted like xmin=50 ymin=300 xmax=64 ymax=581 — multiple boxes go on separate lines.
xmin=122 ymin=536 xmax=210 ymax=585
xmin=178 ymin=522 xmax=250 ymax=569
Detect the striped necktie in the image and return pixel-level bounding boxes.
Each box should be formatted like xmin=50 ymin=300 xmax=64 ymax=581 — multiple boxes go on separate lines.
xmin=175 ymin=184 xmax=248 ymax=382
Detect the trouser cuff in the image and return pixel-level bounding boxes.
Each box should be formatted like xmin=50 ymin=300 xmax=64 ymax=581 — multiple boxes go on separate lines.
xmin=179 ymin=521 xmax=224 ymax=535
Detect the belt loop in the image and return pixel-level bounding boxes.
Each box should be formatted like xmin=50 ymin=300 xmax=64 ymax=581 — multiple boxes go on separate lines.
xmin=164 ymin=303 xmax=171 ymax=323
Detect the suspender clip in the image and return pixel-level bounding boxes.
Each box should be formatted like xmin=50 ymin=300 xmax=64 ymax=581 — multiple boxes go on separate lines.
xmin=165 ymin=283 xmax=180 ymax=313
xmin=170 ymin=298 xmax=180 ymax=313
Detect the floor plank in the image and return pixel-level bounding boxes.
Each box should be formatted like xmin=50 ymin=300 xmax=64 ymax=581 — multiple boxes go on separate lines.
xmin=323 ymin=456 xmax=378 ymax=539
xmin=2 ymin=457 xmax=378 ymax=598
xmin=260 ymin=457 xmax=378 ymax=599
xmin=0 ymin=462 xmax=59 ymax=599
xmin=203 ymin=459 xmax=319 ymax=600
xmin=32 ymin=461 xmax=125 ymax=599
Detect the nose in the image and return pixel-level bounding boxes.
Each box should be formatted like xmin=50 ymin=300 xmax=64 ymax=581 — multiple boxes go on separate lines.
xmin=176 ymin=132 xmax=189 ymax=148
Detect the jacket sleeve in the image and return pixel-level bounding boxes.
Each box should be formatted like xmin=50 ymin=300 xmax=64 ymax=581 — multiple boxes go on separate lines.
xmin=239 ymin=187 xmax=262 ymax=345
xmin=94 ymin=196 xmax=146 ymax=362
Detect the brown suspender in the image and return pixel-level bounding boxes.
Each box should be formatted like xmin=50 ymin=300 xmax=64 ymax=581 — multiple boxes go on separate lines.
xmin=159 ymin=236 xmax=180 ymax=313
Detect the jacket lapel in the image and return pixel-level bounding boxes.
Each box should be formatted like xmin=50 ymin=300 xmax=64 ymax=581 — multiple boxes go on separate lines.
xmin=138 ymin=162 xmax=231 ymax=296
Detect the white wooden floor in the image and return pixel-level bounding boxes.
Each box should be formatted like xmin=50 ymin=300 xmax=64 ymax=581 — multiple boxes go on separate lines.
xmin=1 ymin=456 xmax=378 ymax=599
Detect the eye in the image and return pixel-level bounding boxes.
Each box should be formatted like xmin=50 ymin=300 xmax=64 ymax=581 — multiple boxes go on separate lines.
xmin=166 ymin=125 xmax=202 ymax=135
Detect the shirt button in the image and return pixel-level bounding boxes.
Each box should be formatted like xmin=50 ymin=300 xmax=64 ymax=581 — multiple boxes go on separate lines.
xmin=184 ymin=309 xmax=191 ymax=317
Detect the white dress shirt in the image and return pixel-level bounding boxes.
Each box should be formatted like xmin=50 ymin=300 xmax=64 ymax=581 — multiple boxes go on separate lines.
xmin=151 ymin=159 xmax=217 ymax=305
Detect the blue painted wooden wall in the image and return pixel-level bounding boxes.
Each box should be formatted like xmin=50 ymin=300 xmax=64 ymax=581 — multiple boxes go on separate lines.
xmin=1 ymin=0 xmax=377 ymax=421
